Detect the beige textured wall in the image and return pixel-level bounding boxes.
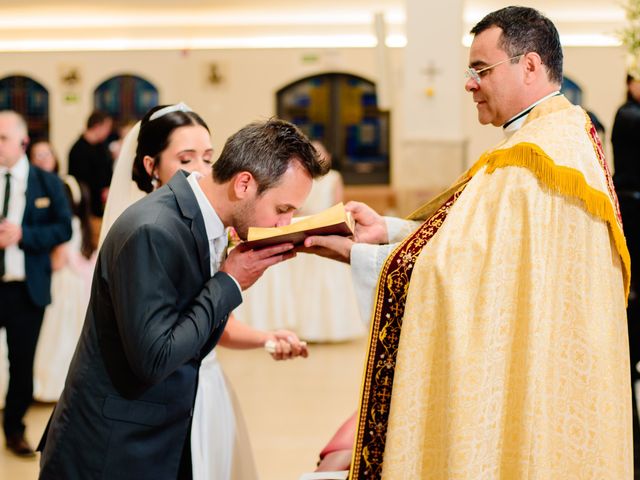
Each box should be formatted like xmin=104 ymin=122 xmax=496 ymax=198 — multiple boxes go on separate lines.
xmin=0 ymin=48 xmax=387 ymax=173
xmin=0 ymin=45 xmax=627 ymax=203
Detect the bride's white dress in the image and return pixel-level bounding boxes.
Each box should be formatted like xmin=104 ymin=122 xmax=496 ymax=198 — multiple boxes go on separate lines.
xmin=192 ymin=351 xmax=258 ymax=480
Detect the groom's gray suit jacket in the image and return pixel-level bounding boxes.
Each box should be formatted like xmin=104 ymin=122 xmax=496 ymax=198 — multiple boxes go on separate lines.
xmin=38 ymin=171 xmax=242 ymax=480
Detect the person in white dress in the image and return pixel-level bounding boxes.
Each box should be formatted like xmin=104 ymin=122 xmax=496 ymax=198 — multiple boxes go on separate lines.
xmin=30 ymin=141 xmax=97 ymax=402
xmin=100 ymin=103 xmax=309 ymax=480
xmin=33 ymin=177 xmax=95 ymax=402
xmin=235 ymin=141 xmax=365 ymax=342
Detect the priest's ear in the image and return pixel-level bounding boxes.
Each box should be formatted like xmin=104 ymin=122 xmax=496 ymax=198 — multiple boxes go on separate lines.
xmin=522 ymin=52 xmax=544 ymax=84
xmin=232 ymin=171 xmax=257 ymax=199
xmin=21 ymin=137 xmax=29 ymax=152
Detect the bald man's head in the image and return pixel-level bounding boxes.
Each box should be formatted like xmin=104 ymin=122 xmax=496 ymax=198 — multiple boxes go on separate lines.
xmin=0 ymin=110 xmax=29 ymax=168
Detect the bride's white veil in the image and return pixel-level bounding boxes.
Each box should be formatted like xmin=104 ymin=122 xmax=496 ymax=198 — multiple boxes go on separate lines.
xmin=98 ymin=121 xmax=142 ymax=248
xmin=98 ymin=103 xmax=194 ymax=248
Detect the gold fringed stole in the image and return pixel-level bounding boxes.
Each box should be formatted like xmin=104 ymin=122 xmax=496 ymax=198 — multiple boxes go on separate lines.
xmin=349 ymin=185 xmax=467 ymax=480
xmin=468 ymin=139 xmax=630 ymax=300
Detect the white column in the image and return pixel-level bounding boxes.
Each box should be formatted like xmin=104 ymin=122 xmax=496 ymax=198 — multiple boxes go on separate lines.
xmin=374 ymin=12 xmax=391 ymax=111
xmin=394 ymin=0 xmax=467 ymax=214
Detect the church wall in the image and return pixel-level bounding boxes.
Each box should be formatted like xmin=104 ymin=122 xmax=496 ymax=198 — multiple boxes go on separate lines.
xmin=0 ymin=48 xmax=387 ymax=173
xmin=0 ymin=45 xmax=627 ymax=209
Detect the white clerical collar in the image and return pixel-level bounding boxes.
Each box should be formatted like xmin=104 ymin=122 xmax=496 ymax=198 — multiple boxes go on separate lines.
xmin=503 ymin=91 xmax=562 ymax=138
xmin=186 ymin=171 xmax=225 ymax=243
xmin=0 ymin=155 xmax=28 ymax=181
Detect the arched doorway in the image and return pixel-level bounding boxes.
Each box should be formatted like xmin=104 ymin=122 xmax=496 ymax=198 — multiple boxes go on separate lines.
xmin=94 ymin=74 xmax=159 ymax=124
xmin=277 ymin=72 xmax=390 ymax=184
xmin=0 ymin=75 xmax=49 ymax=140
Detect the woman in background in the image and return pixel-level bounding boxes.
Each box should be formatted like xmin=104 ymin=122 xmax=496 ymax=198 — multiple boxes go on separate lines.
xmin=27 ymin=140 xmax=96 ymax=401
xmin=28 ymin=139 xmax=60 ymax=174
xmin=289 ymin=141 xmax=364 ymax=341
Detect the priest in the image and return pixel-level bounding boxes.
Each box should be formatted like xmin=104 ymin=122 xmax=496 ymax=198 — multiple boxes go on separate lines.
xmin=306 ymin=6 xmax=632 ymax=478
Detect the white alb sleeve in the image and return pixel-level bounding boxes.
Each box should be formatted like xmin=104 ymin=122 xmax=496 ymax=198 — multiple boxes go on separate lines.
xmin=350 ymin=217 xmax=421 ymax=325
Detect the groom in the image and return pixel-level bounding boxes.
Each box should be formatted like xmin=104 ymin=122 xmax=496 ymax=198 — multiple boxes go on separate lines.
xmin=38 ymin=118 xmax=327 ymax=479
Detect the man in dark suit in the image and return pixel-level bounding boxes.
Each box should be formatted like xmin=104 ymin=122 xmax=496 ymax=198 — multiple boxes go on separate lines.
xmin=67 ymin=110 xmax=113 ymax=218
xmin=38 ymin=118 xmax=328 ymax=479
xmin=0 ymin=110 xmax=72 ymax=457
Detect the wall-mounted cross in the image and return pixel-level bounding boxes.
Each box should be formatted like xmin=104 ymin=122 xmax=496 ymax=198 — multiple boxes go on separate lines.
xmin=421 ymin=61 xmax=442 ymax=83
xmin=421 ymin=61 xmax=441 ymax=97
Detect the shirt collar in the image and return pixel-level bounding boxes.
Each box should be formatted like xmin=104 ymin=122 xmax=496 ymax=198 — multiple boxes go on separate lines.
xmin=0 ymin=155 xmax=29 ymax=181
xmin=503 ymin=91 xmax=562 ymax=138
xmin=186 ymin=171 xmax=225 ymax=242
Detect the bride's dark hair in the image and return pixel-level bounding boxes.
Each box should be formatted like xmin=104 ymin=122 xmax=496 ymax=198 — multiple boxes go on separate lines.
xmin=132 ymin=105 xmax=209 ymax=193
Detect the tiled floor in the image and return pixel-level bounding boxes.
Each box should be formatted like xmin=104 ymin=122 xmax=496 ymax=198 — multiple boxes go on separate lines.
xmin=0 ymin=337 xmax=367 ymax=480
xmin=3 ymin=339 xmax=638 ymax=479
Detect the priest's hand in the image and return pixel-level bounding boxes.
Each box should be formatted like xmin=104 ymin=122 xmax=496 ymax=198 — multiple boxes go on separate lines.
xmin=299 ymin=235 xmax=354 ymax=264
xmin=220 ymin=242 xmax=295 ymax=290
xmin=345 ymin=201 xmax=388 ymax=244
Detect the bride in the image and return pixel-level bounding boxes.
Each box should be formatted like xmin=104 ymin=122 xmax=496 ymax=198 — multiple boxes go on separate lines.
xmin=100 ymin=103 xmax=308 ymax=480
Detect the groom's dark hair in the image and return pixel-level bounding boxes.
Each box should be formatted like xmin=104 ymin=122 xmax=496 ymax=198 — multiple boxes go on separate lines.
xmin=212 ymin=118 xmax=328 ymax=194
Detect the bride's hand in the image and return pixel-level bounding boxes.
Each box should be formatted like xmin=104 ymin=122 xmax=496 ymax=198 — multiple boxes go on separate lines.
xmin=264 ymin=330 xmax=308 ymax=360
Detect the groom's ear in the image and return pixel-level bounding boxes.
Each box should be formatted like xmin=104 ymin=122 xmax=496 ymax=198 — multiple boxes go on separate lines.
xmin=232 ymin=171 xmax=256 ymax=199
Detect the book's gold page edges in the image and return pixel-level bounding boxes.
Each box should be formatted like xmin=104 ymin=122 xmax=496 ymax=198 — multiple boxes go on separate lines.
xmin=247 ymin=202 xmax=348 ymax=241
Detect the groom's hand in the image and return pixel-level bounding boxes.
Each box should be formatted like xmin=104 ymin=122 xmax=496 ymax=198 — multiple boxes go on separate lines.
xmin=220 ymin=243 xmax=295 ymax=290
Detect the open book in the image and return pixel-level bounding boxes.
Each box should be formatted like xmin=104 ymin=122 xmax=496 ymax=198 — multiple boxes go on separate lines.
xmin=242 ymin=202 xmax=355 ymax=249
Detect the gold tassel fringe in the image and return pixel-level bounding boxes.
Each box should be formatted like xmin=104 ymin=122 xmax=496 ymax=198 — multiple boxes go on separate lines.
xmin=468 ymin=142 xmax=631 ymax=301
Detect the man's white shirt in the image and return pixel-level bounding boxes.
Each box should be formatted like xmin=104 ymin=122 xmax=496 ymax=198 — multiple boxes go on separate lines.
xmin=0 ymin=155 xmax=28 ymax=281
xmin=187 ymin=172 xmax=241 ymax=296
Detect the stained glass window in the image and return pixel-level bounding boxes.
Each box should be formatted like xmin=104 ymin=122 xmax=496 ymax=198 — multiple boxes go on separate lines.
xmin=94 ymin=74 xmax=158 ymax=124
xmin=277 ymin=73 xmax=390 ymax=184
xmin=561 ymin=76 xmax=583 ymax=106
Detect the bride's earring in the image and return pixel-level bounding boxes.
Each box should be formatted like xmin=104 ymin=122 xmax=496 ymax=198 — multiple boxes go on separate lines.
xmin=151 ymin=174 xmax=160 ymax=189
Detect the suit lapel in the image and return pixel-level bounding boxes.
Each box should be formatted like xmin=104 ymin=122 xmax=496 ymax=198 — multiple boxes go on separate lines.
xmin=191 ymin=217 xmax=210 ymax=279
xmin=22 ymin=165 xmax=39 ymax=224
xmin=168 ymin=171 xmax=210 ymax=279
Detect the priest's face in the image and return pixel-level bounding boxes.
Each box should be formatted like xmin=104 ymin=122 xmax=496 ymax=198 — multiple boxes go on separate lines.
xmin=231 ymin=159 xmax=312 ymax=240
xmin=465 ymin=26 xmax=526 ymax=127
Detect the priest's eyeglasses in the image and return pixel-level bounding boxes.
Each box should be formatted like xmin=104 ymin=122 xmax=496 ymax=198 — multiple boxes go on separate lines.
xmin=465 ymin=54 xmax=524 ymax=84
